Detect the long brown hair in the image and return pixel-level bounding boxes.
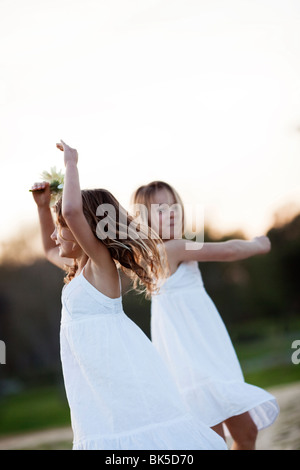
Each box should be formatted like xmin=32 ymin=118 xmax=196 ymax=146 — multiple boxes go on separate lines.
xmin=54 ymin=189 xmax=167 ymax=297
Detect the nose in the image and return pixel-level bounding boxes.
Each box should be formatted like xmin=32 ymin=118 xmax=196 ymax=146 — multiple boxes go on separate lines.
xmin=51 ymin=227 xmax=57 ymax=241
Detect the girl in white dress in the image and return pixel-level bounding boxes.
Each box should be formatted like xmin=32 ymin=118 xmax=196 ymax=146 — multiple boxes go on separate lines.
xmin=30 ymin=142 xmax=227 ymax=451
xmin=132 ymin=181 xmax=279 ymax=450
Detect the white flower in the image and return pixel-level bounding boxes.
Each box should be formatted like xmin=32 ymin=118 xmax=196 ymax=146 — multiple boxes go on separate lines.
xmin=40 ymin=166 xmax=64 ymax=206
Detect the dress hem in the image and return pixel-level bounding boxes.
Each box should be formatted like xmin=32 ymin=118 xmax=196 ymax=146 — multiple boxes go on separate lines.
xmin=72 ymin=412 xmax=227 ymax=450
xmin=179 ymin=379 xmax=279 ymax=432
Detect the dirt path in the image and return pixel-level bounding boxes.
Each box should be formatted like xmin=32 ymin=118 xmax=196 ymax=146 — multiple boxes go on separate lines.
xmin=0 ymin=426 xmax=72 ymax=450
xmin=256 ymin=381 xmax=300 ymax=450
xmin=0 ymin=382 xmax=299 ymax=450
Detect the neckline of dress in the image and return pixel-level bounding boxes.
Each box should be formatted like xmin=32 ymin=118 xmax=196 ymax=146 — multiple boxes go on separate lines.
xmin=166 ymin=260 xmax=199 ymax=282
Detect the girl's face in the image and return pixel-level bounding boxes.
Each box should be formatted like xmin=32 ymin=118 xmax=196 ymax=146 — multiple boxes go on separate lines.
xmin=51 ymin=223 xmax=81 ymax=258
xmin=149 ymin=188 xmax=183 ymax=241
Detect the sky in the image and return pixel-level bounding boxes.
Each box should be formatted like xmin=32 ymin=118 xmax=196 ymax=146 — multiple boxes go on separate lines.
xmin=1 ymin=0 xmax=300 ymax=252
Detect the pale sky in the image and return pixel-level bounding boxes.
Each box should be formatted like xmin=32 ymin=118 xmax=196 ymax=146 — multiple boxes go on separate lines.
xmin=1 ymin=0 xmax=300 ymax=250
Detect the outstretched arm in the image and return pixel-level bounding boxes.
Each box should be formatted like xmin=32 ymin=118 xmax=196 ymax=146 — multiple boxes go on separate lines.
xmin=165 ymin=236 xmax=271 ymax=266
xmin=30 ymin=181 xmax=72 ymax=269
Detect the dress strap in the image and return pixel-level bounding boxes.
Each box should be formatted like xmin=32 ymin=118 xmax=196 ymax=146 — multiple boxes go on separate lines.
xmin=118 ymin=270 xmax=122 ymax=296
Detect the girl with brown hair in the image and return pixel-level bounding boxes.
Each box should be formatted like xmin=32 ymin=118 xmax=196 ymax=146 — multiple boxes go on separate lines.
xmin=30 ymin=142 xmax=226 ymax=451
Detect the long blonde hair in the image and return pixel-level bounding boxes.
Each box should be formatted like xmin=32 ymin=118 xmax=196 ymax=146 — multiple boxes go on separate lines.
xmin=54 ymin=188 xmax=167 ymax=297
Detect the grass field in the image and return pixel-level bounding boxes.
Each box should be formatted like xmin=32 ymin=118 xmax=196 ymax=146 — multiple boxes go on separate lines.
xmin=0 ymin=385 xmax=70 ymax=437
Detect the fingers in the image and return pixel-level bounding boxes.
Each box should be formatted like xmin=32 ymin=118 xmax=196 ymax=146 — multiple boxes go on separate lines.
xmin=30 ymin=181 xmax=49 ymax=192
xmin=56 ymin=140 xmax=78 ymax=166
xmin=56 ymin=140 xmax=72 ymax=151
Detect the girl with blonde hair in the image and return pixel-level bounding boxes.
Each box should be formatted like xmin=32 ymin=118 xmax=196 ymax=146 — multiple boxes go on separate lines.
xmin=30 ymin=143 xmax=226 ymax=451
xmin=132 ymin=180 xmax=279 ymax=450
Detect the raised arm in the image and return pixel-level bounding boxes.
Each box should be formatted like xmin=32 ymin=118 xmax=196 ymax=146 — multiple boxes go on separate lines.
xmin=56 ymin=140 xmax=113 ymax=270
xmin=30 ymin=181 xmax=72 ymax=269
xmin=165 ymin=236 xmax=271 ymax=266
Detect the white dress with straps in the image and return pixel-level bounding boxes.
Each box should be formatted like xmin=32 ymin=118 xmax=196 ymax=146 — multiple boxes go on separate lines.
xmin=151 ymin=261 xmax=279 ymax=430
xmin=60 ymin=267 xmax=227 ymax=450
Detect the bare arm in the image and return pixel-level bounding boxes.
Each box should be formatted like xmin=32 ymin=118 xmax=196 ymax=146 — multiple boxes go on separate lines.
xmin=31 ymin=182 xmax=72 ymax=269
xmin=56 ymin=141 xmax=114 ymax=271
xmin=165 ymin=236 xmax=271 ymax=267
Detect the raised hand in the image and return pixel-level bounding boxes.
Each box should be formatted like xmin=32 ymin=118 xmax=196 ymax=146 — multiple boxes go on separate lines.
xmin=56 ymin=140 xmax=78 ymax=166
xmin=30 ymin=181 xmax=51 ymax=207
xmin=252 ymin=236 xmax=271 ymax=254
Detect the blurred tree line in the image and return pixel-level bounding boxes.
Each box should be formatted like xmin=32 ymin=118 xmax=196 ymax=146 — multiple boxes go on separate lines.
xmin=0 ymin=212 xmax=300 ymax=392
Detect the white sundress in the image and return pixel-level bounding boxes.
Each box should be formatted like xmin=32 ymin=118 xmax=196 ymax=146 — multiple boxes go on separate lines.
xmin=151 ymin=261 xmax=279 ymax=431
xmin=60 ymin=267 xmax=227 ymax=450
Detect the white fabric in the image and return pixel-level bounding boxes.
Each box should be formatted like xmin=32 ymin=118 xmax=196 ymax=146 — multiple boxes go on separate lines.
xmin=151 ymin=261 xmax=279 ymax=430
xmin=60 ymin=268 xmax=227 ymax=450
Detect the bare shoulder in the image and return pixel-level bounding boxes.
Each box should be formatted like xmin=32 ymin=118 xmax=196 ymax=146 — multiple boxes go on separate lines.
xmin=164 ymin=239 xmax=187 ymax=254
xmin=163 ymin=239 xmax=188 ymax=274
xmin=83 ymin=258 xmax=121 ymax=299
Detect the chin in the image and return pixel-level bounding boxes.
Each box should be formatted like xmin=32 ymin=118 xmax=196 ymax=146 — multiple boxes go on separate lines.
xmin=58 ymin=248 xmax=67 ymax=258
